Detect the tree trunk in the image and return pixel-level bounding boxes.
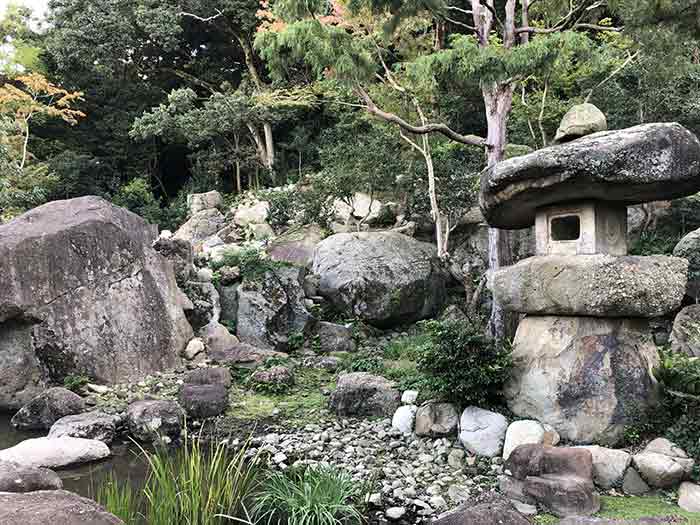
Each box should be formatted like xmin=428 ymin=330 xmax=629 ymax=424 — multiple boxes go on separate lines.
xmin=483 ymin=82 xmax=516 ymax=342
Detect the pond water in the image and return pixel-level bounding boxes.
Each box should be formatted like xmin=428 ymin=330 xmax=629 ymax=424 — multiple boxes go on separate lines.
xmin=0 ymin=413 xmax=150 ymax=498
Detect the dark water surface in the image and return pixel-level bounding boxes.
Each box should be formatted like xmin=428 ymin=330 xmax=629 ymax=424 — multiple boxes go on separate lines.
xmin=0 ymin=413 xmax=150 ymax=498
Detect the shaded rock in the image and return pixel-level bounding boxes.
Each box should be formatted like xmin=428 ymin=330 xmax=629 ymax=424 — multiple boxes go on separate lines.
xmin=503 ymin=420 xmax=548 ymax=460
xmin=481 ymin=123 xmax=700 ymax=229
xmin=0 ymin=437 xmax=110 ymax=469
xmin=333 ymin=192 xmax=384 ymax=225
xmin=0 ymin=197 xmax=192 ymax=410
xmin=554 ymin=103 xmax=607 ymax=143
xmin=678 ymin=481 xmax=700 ymax=513
xmin=248 ymin=222 xmax=274 ymax=240
xmin=670 ymin=305 xmax=700 ymax=357
xmin=233 ymin=200 xmax=269 ymax=227
xmin=184 ymin=367 xmax=232 ymax=388
xmin=237 ymin=266 xmax=312 ymax=351
xmin=174 ymin=208 xmax=225 ymax=246
xmin=182 ymin=281 xmax=219 ymax=330
xmin=574 ymin=445 xmax=631 ymax=489
xmin=250 ymin=366 xmax=295 ymax=389
xmin=392 ymin=405 xmax=417 ymax=434
xmin=674 ymin=227 xmax=700 ymax=301
xmin=183 ymin=338 xmax=205 ymax=360
xmin=458 ymin=406 xmax=508 ymax=458
xmin=48 ymin=411 xmax=122 ymax=444
xmin=268 ymin=224 xmax=325 ymax=266
xmin=505 ymin=444 xmax=599 ymax=517
xmin=11 ymin=388 xmax=85 ymax=431
xmin=0 ymin=490 xmax=124 ymax=524
xmin=317 ymin=356 xmax=342 ymax=372
xmin=414 ymin=402 xmax=459 ymax=437
xmin=432 ymin=498 xmax=530 ymax=525
xmin=329 ymin=373 xmax=400 ymax=417
xmin=622 ymin=467 xmax=650 ymax=496
xmin=491 ymin=255 xmax=687 ymax=318
xmin=178 ymin=383 xmax=228 ymax=419
xmin=126 ymin=400 xmax=184 ymax=443
xmin=187 ymin=191 xmax=223 ymax=214
xmin=200 ymin=320 xmax=240 ymax=356
xmin=218 ymin=283 xmax=239 ymax=323
xmin=505 ymin=316 xmax=660 ymax=445
xmin=312 ymin=232 xmax=446 ymax=327
xmin=0 ymin=460 xmax=62 ymax=492
xmin=315 ymin=321 xmax=356 ymax=353
xmin=152 ymin=236 xmax=194 ymax=283
xmin=208 ymin=342 xmax=284 ymax=368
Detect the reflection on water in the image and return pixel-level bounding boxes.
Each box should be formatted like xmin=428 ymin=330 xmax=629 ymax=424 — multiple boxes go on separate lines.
xmin=0 ymin=412 xmax=150 ymax=498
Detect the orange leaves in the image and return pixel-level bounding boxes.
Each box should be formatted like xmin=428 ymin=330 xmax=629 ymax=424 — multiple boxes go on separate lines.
xmin=0 ymin=73 xmax=86 ymax=126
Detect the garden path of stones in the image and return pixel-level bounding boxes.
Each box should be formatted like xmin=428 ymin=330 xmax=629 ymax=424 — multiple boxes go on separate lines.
xmin=246 ymin=417 xmax=500 ymax=523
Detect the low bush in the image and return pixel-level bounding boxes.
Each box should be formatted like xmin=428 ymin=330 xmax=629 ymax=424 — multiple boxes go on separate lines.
xmin=63 ymin=373 xmax=89 ymax=393
xmin=415 ymin=320 xmax=512 ymax=408
xmin=254 ymin=465 xmax=369 ymax=525
xmin=656 ymin=351 xmax=700 ymax=395
xmin=209 ymin=245 xmax=291 ymax=281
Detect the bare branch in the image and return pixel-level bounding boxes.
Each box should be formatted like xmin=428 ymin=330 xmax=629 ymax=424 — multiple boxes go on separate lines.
xmin=445 ymin=16 xmax=476 ymax=31
xmin=446 ymin=6 xmax=473 ymax=15
xmin=516 ymin=22 xmax=623 ymax=34
xmin=585 ymin=50 xmax=640 ymax=102
xmin=356 ymin=86 xmax=487 ymax=147
xmin=179 ymin=9 xmax=224 ymax=22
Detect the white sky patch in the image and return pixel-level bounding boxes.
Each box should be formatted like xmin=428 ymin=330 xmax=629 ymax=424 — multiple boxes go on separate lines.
xmin=0 ymin=0 xmax=49 ymax=19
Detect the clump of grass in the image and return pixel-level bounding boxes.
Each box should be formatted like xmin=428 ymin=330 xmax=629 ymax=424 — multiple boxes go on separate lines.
xmin=254 ymin=465 xmax=369 ymax=525
xmin=96 ymin=437 xmax=261 ymax=525
xmin=95 ymin=473 xmax=142 ymax=524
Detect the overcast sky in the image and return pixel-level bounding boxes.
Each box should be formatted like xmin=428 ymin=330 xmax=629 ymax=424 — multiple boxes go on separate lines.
xmin=0 ymin=0 xmax=48 ymax=18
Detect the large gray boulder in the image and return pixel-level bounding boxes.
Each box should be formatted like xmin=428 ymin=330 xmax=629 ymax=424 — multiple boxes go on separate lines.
xmin=491 ymin=255 xmax=687 ymax=318
xmin=312 ymin=232 xmax=447 ymax=326
xmin=414 ymin=402 xmax=459 ymax=437
xmin=174 ymin=208 xmax=225 ymax=246
xmin=574 ymin=446 xmax=631 ymax=489
xmin=554 ymin=103 xmax=607 ymax=143
xmin=0 ymin=460 xmax=63 ymax=492
xmin=237 ymin=266 xmax=312 ymax=351
xmin=48 ymin=411 xmax=122 ymax=444
xmin=126 ymin=400 xmax=184 ymax=443
xmin=329 ymin=373 xmax=400 ymax=417
xmin=153 ymin=236 xmax=194 ymax=283
xmin=0 ymin=490 xmax=124 ymax=525
xmin=187 ymin=191 xmax=223 ymax=215
xmin=481 ymin=123 xmax=700 ymax=229
xmin=11 ymin=388 xmax=85 ymax=431
xmin=458 ymin=407 xmax=508 ymax=458
xmin=505 ymin=316 xmax=660 ymax=445
xmin=268 ymin=224 xmax=325 ymax=266
xmin=178 ymin=383 xmax=228 ymax=419
xmin=0 ymin=437 xmax=110 ymax=469
xmin=0 ymin=196 xmax=193 ymax=410
xmin=679 ymin=481 xmax=700 ymax=513
xmin=632 ymin=438 xmax=694 ymax=488
xmin=670 ymin=305 xmax=700 ymax=357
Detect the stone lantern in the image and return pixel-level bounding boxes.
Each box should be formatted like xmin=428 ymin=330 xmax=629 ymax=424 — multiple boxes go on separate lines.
xmin=480 ymin=121 xmax=700 ymax=445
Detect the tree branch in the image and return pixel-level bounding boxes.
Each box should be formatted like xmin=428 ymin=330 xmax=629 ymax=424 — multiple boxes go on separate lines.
xmin=179 ymin=9 xmax=224 ymax=22
xmin=585 ymin=50 xmax=640 ymax=102
xmin=356 ymin=87 xmax=486 ymax=147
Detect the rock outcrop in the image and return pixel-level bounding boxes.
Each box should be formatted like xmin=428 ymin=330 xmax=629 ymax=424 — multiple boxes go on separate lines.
xmin=0 ymin=460 xmax=63 ymax=492
xmin=670 ymin=305 xmax=700 ymax=357
xmin=329 ymin=373 xmax=400 ymax=417
xmin=0 ymin=196 xmax=192 ymax=410
xmin=481 ymin=123 xmax=700 ymax=229
xmin=505 ymin=316 xmax=660 ymax=445
xmin=0 ymin=490 xmax=124 ymax=525
xmin=554 ymin=103 xmax=607 ymax=143
xmin=11 ymin=387 xmax=85 ymax=430
xmin=126 ymin=400 xmax=184 ymax=443
xmin=48 ymin=411 xmax=122 ymax=444
xmin=312 ymin=232 xmax=446 ymax=326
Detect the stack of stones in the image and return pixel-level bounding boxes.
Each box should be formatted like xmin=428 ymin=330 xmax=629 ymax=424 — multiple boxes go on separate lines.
xmin=481 ymin=116 xmax=700 ymax=445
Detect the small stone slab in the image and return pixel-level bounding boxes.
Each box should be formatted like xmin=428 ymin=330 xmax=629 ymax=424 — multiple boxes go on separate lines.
xmin=0 ymin=437 xmax=110 ymax=469
xmin=481 ymin=123 xmax=700 ymax=229
xmin=0 ymin=489 xmax=124 ymax=524
xmin=491 ymin=255 xmax=687 ymax=318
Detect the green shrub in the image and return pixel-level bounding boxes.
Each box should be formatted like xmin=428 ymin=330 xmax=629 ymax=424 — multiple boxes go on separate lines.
xmin=383 ymin=333 xmax=432 ymax=361
xmin=209 ymin=245 xmax=290 ymax=281
xmin=415 ymin=320 xmax=512 ymax=407
xmin=63 ymin=374 xmax=89 ymax=393
xmin=254 ymin=465 xmax=369 ymax=525
xmin=655 ymin=351 xmax=700 ymax=395
xmin=261 ymin=187 xmax=296 ymax=229
xmin=344 ymin=352 xmax=386 ymax=375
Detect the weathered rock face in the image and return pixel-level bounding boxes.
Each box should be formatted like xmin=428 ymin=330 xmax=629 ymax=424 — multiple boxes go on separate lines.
xmin=208 ymin=342 xmax=284 ymax=368
xmin=233 ymin=200 xmax=269 ymax=227
xmin=187 ymin=191 xmax=223 ymax=215
xmin=503 ymin=420 xmax=559 ymax=460
xmin=554 ymin=103 xmax=607 ymax=143
xmin=573 ymin=446 xmax=631 ymax=489
xmin=679 ymin=481 xmax=700 ymax=513
xmin=505 ymin=316 xmax=660 ymax=445
xmin=267 ymin=224 xmax=324 ymax=266
xmin=184 ymin=367 xmax=232 ymax=388
xmin=237 ymin=266 xmax=312 ymax=351
xmin=126 ymin=400 xmax=184 ymax=443
xmin=11 ymin=388 xmax=85 ymax=430
xmin=312 ymin=232 xmax=447 ymax=327
xmin=414 ymin=402 xmax=459 ymax=437
xmin=504 ymin=444 xmax=600 ymax=518
xmin=0 ymin=460 xmax=63 ymax=492
xmin=174 ymin=208 xmax=225 ymax=245
xmin=674 ymin=227 xmax=700 ymax=300
xmin=0 ymin=490 xmax=124 ymax=525
xmin=48 ymin=411 xmax=122 ymax=444
xmin=632 ymin=438 xmax=694 ymax=488
xmin=152 ymin=236 xmax=194 ymax=283
xmin=178 ymin=384 xmax=228 ymax=419
xmin=0 ymin=197 xmax=193 ymax=410
xmin=329 ymin=373 xmax=400 ymax=417
xmin=670 ymin=305 xmax=700 ymax=357
xmin=432 ymin=498 xmax=530 ymax=525
xmin=491 ymin=255 xmax=687 ymax=317
xmin=315 ymin=321 xmax=356 ymax=353
xmin=0 ymin=437 xmax=110 ymax=469
xmin=251 ymin=366 xmax=295 ymax=389
xmin=481 ymin=123 xmax=700 ymax=229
